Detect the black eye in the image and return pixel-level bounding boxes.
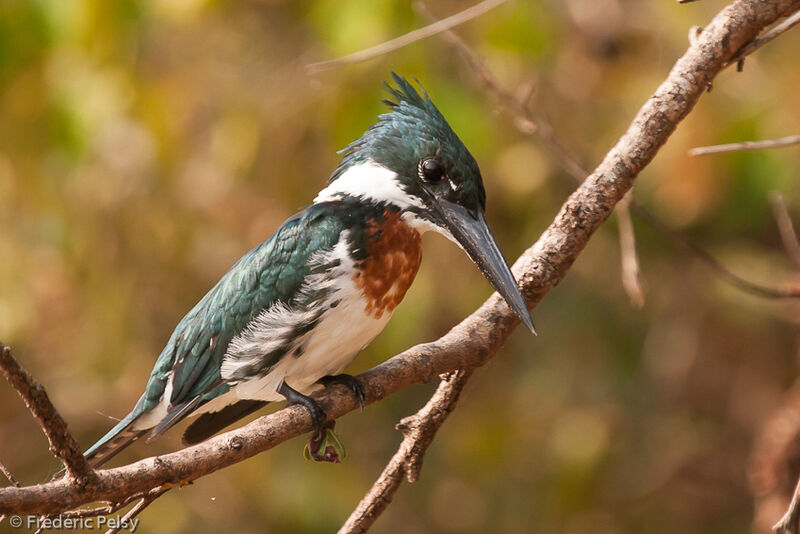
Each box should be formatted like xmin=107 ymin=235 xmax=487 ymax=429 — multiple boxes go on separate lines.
xmin=420 ymin=159 xmax=444 ymax=182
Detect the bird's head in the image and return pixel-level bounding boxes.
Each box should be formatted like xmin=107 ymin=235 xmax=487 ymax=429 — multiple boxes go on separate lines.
xmin=316 ymin=73 xmax=535 ymax=333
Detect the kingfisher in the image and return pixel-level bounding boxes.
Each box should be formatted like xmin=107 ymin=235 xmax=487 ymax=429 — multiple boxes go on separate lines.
xmin=81 ymin=74 xmax=535 ymax=467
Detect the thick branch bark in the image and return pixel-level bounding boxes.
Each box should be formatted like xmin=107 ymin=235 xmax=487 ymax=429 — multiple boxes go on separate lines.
xmin=1 ymin=0 xmax=798 ymax=517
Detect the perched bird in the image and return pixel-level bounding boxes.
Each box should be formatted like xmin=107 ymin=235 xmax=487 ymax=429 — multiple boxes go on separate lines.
xmin=82 ymin=74 xmax=535 ymax=467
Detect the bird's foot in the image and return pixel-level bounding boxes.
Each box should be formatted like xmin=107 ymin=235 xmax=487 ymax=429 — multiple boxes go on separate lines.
xmin=303 ymin=420 xmax=346 ymax=463
xmin=277 ymin=380 xmax=327 ymax=435
xmin=317 ymin=373 xmax=365 ymax=411
xmin=277 ymin=380 xmax=346 ymax=463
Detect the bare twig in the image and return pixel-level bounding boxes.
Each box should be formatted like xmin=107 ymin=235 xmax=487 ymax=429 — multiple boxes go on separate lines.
xmin=750 ymin=380 xmax=800 ymax=533
xmin=689 ymin=134 xmax=800 ymax=155
xmin=0 ymin=461 xmax=20 ymax=488
xmin=104 ymin=488 xmax=168 ymax=534
xmin=0 ymin=344 xmax=94 ymax=481
xmin=733 ymin=7 xmax=800 ymax=66
xmin=770 ymin=193 xmax=800 ymax=269
xmin=774 ymin=475 xmax=800 ymax=533
xmin=306 ymin=0 xmax=508 ymax=73
xmin=417 ymin=0 xmax=800 ymax=302
xmin=339 ymin=370 xmax=473 ymax=533
xmin=60 ymin=487 xmax=166 ymax=520
xmin=0 ymin=461 xmax=19 ymax=524
xmin=617 ymin=193 xmax=646 ymax=308
xmin=631 ymin=204 xmax=800 ymax=298
xmin=1 ymin=0 xmax=799 ymax=520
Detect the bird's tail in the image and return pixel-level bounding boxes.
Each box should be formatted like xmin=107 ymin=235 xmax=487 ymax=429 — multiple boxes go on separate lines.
xmin=50 ymin=404 xmax=147 ymax=481
xmin=82 ymin=411 xmax=148 ymax=469
xmin=81 ymin=393 xmax=153 ymax=470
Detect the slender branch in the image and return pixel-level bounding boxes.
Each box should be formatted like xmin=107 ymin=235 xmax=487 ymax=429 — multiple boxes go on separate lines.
xmin=58 ymin=486 xmax=168 ymax=522
xmin=732 ymin=7 xmax=800 ymax=65
xmin=0 ymin=461 xmax=20 ymax=488
xmin=750 ymin=381 xmax=800 ymax=534
xmin=305 ymin=0 xmax=508 ymax=74
xmin=1 ymin=0 xmax=800 ymax=519
xmin=417 ymin=0 xmax=800 ymax=301
xmin=769 ymin=193 xmax=800 ymax=269
xmin=104 ymin=488 xmax=168 ymax=534
xmin=0 ymin=344 xmax=94 ymax=481
xmin=617 ymin=193 xmax=646 ymax=308
xmin=774 ymin=476 xmax=800 ymax=533
xmin=0 ymin=460 xmax=19 ymax=525
xmin=339 ymin=369 xmax=472 ymax=533
xmin=631 ymin=204 xmax=800 ymax=298
xmin=689 ymin=134 xmax=800 ymax=155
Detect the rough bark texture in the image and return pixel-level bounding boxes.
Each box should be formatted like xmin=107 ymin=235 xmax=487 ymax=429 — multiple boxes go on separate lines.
xmin=1 ymin=0 xmax=798 ymax=518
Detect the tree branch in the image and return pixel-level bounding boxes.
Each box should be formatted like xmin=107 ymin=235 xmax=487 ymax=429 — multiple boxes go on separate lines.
xmin=689 ymin=134 xmax=800 ymax=155
xmin=1 ymin=0 xmax=799 ymax=520
xmin=0 ymin=344 xmax=94 ymax=482
xmin=0 ymin=461 xmax=20 ymax=488
xmin=630 ymin=205 xmax=800 ymax=298
xmin=339 ymin=369 xmax=473 ymax=534
xmin=617 ymin=193 xmax=646 ymax=308
xmin=305 ymin=0 xmax=508 ymax=74
xmin=770 ymin=193 xmax=800 ymax=269
xmin=774 ymin=476 xmax=800 ymax=534
xmin=731 ymin=7 xmax=800 ymax=66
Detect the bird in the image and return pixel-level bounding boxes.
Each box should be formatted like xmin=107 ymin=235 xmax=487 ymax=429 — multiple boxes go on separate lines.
xmin=81 ymin=73 xmax=535 ymax=468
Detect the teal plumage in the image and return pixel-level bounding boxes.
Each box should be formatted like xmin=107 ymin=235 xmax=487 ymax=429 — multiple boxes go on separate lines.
xmin=83 ymin=200 xmax=404 ymax=465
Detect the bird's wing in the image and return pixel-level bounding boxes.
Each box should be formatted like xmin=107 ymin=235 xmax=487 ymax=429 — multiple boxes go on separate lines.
xmin=138 ymin=202 xmax=352 ymax=434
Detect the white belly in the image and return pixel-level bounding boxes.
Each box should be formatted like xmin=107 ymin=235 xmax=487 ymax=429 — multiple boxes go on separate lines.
xmin=233 ymin=277 xmax=389 ymax=402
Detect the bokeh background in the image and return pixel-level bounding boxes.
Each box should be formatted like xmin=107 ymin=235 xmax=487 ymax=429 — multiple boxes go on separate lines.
xmin=1 ymin=0 xmax=799 ymax=532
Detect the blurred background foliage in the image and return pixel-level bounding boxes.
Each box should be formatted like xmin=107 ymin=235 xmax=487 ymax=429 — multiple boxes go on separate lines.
xmin=0 ymin=0 xmax=799 ymax=532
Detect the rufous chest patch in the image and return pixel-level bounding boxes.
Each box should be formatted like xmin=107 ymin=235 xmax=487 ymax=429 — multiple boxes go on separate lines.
xmin=352 ymin=212 xmax=423 ymax=319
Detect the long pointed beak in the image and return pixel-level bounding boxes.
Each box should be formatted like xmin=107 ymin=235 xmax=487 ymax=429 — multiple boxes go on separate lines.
xmin=434 ymin=198 xmax=536 ymax=334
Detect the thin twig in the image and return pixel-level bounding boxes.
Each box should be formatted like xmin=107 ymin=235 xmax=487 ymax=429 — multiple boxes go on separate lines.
xmin=774 ymin=475 xmax=800 ymax=533
xmin=60 ymin=487 xmax=162 ymax=519
xmin=769 ymin=193 xmax=800 ymax=269
xmin=417 ymin=0 xmax=800 ymax=301
xmin=689 ymin=134 xmax=800 ymax=155
xmin=617 ymin=193 xmax=646 ymax=308
xmin=732 ymin=7 xmax=800 ymax=66
xmin=631 ymin=204 xmax=800 ymax=298
xmin=0 ymin=344 xmax=94 ymax=481
xmin=339 ymin=369 xmax=473 ymax=534
xmin=0 ymin=461 xmax=18 ymax=526
xmin=306 ymin=0 xmax=508 ymax=74
xmin=104 ymin=488 xmax=168 ymax=534
xmin=0 ymin=461 xmax=20 ymax=488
